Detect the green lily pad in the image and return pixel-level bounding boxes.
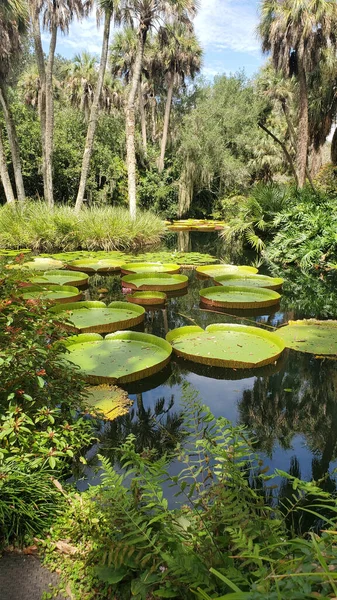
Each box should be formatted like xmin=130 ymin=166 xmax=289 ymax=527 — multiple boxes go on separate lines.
xmin=84 ymin=385 xmax=132 ymax=420
xmin=51 ymin=301 xmax=145 ymax=333
xmin=214 ymin=273 xmax=284 ymax=290
xmin=63 ymin=331 xmax=172 ymax=384
xmin=67 ymin=258 xmax=123 ymax=273
xmin=126 ymin=291 xmax=167 ymax=306
xmin=166 ymin=324 xmax=285 ymax=368
xmin=29 ymin=269 xmax=89 ymax=287
xmin=121 ymin=262 xmax=180 ymax=275
xmin=122 ymin=273 xmax=188 ymax=291
xmin=21 ymin=285 xmax=82 ymax=304
xmin=199 ymin=286 xmax=280 ymax=309
xmin=196 ymin=264 xmax=258 ymax=279
xmin=9 ymin=257 xmax=64 ymax=271
xmin=0 ymin=249 xmax=31 ymax=256
xmin=129 ymin=251 xmax=217 ymax=266
xmin=277 ymin=319 xmax=337 ymax=355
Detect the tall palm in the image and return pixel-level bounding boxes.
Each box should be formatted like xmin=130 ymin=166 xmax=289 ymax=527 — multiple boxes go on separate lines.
xmin=30 ymin=0 xmax=92 ymax=208
xmin=75 ymin=0 xmax=114 ymax=213
xmin=116 ymin=0 xmax=198 ymax=220
xmin=63 ymin=51 xmax=98 ymax=122
xmin=0 ymin=0 xmax=27 ymax=203
xmin=259 ymin=0 xmax=337 ymax=188
xmin=157 ymin=22 xmax=202 ymax=173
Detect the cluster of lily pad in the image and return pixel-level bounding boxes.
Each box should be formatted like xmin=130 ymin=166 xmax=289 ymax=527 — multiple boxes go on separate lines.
xmin=165 ymin=219 xmax=226 ymax=231
xmin=8 ymin=252 xmax=337 ymax=403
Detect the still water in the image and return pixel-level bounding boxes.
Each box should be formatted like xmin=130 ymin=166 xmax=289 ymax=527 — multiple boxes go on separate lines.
xmin=78 ymin=231 xmax=337 ymax=493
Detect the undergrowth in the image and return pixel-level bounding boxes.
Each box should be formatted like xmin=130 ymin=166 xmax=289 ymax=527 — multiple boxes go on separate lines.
xmin=43 ymin=387 xmax=337 ymax=600
xmin=0 ymin=202 xmax=165 ymax=252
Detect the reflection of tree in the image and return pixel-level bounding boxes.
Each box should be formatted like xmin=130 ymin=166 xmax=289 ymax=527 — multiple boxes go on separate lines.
xmin=100 ymin=394 xmax=184 ymax=462
xmin=177 ymin=230 xmax=192 ymax=253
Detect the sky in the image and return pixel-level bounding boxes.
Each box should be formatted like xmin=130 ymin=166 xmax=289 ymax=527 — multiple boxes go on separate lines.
xmin=42 ymin=0 xmax=265 ymax=80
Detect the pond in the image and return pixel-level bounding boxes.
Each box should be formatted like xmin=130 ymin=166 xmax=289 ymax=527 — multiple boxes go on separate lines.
xmin=63 ymin=230 xmax=337 ymax=496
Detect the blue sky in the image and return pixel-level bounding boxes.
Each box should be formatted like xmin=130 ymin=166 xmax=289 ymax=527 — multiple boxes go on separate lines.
xmin=42 ymin=0 xmax=265 ymax=79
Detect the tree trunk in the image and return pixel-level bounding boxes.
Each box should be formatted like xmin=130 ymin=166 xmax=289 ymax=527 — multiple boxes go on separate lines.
xmin=258 ymin=121 xmax=299 ymax=185
xmin=126 ymin=28 xmax=147 ymax=220
xmin=151 ymin=95 xmax=156 ymax=142
xmin=309 ymin=146 xmax=322 ymax=178
xmin=138 ymin=81 xmax=147 ymax=154
xmin=296 ymin=56 xmax=309 ymax=188
xmin=30 ymin=5 xmax=47 ymax=203
xmin=75 ymin=11 xmax=112 ymax=213
xmin=0 ymin=128 xmax=15 ymax=203
xmin=158 ymin=75 xmax=174 ymax=173
xmin=0 ymin=85 xmax=25 ymax=202
xmin=331 ymin=127 xmax=337 ymax=165
xmin=44 ymin=25 xmax=57 ymax=208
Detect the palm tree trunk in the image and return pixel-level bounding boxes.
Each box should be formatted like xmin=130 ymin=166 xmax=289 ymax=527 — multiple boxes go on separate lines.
xmin=30 ymin=5 xmax=47 ymax=203
xmin=296 ymin=56 xmax=309 ymax=188
xmin=331 ymin=127 xmax=337 ymax=165
xmin=0 ymin=85 xmax=25 ymax=202
xmin=45 ymin=25 xmax=57 ymax=208
xmin=0 ymin=128 xmax=15 ymax=204
xmin=126 ymin=28 xmax=147 ymax=220
xmin=158 ymin=75 xmax=174 ymax=173
xmin=138 ymin=81 xmax=147 ymax=154
xmin=151 ymin=96 xmax=156 ymax=142
xmin=75 ymin=11 xmax=112 ymax=213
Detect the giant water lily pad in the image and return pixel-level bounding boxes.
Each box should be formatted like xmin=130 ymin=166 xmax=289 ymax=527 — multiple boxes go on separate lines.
xmin=126 ymin=291 xmax=167 ymax=306
xmin=63 ymin=331 xmax=172 ymax=384
xmin=84 ymin=385 xmax=132 ymax=420
xmin=121 ymin=262 xmax=180 ymax=275
xmin=29 ymin=269 xmax=89 ymax=287
xmin=51 ymin=301 xmax=145 ymax=333
xmin=277 ymin=320 xmax=337 ymax=355
xmin=9 ymin=257 xmax=64 ymax=271
xmin=199 ymin=286 xmax=280 ymax=309
xmin=196 ymin=264 xmax=258 ymax=279
xmin=67 ymin=258 xmax=123 ymax=273
xmin=122 ymin=273 xmax=188 ymax=291
xmin=214 ymin=273 xmax=284 ymax=291
xmin=21 ymin=285 xmax=82 ymax=304
xmin=166 ymin=324 xmax=285 ymax=368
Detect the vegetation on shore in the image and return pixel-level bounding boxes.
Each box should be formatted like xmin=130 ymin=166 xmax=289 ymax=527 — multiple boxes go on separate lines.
xmin=0 ymin=203 xmax=165 ymax=252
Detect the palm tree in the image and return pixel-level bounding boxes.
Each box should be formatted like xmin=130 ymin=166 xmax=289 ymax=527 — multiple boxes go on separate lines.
xmin=157 ymin=22 xmax=202 ymax=173
xmin=75 ymin=0 xmax=114 ymax=213
xmin=116 ymin=0 xmax=198 ymax=220
xmin=63 ymin=51 xmax=98 ymax=122
xmin=259 ymin=0 xmax=337 ymax=188
xmin=30 ymin=0 xmax=92 ymax=208
xmin=0 ymin=129 xmax=15 ymax=203
xmin=0 ymin=0 xmax=27 ymax=203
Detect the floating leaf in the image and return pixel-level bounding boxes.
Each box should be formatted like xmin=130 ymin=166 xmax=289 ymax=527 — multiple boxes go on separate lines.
xmin=84 ymin=384 xmax=132 ymax=420
xmin=67 ymin=258 xmax=123 ymax=273
xmin=122 ymin=272 xmax=188 ymax=292
xmin=29 ymin=269 xmax=89 ymax=287
xmin=196 ymin=264 xmax=258 ymax=279
xmin=121 ymin=262 xmax=180 ymax=274
xmin=214 ymin=273 xmax=284 ymax=291
xmin=127 ymin=291 xmax=167 ymax=306
xmin=277 ymin=319 xmax=337 ymax=355
xmin=63 ymin=331 xmax=172 ymax=384
xmin=21 ymin=284 xmax=82 ymax=304
xmin=166 ymin=324 xmax=285 ymax=369
xmin=51 ymin=301 xmax=144 ymax=333
xmin=199 ymin=286 xmax=280 ymax=309
xmin=9 ymin=257 xmax=64 ymax=271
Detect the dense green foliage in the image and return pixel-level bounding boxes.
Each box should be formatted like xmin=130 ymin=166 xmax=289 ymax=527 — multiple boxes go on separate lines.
xmin=0 ymin=260 xmax=95 ymax=545
xmin=43 ymin=390 xmax=337 ymax=600
xmin=0 ymin=202 xmax=165 ymax=251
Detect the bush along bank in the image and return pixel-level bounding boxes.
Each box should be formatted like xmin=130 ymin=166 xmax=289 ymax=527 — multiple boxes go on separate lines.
xmin=0 ymin=260 xmax=96 ymax=547
xmin=42 ymin=388 xmax=337 ymax=600
xmin=0 ymin=202 xmax=166 ymax=253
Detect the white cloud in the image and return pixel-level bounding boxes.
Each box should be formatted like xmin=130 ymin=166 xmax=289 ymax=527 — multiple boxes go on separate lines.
xmin=195 ymin=0 xmax=260 ymax=54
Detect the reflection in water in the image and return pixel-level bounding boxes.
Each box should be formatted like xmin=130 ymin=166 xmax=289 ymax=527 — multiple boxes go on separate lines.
xmin=177 ymin=230 xmax=192 ymax=253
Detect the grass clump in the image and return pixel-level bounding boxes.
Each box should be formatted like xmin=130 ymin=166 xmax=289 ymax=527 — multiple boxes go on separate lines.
xmin=0 ymin=202 xmax=165 ymax=252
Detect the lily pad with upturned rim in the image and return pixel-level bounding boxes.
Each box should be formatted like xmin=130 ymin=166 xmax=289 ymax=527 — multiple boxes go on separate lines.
xmin=214 ymin=273 xmax=284 ymax=291
xmin=8 ymin=257 xmax=64 ymax=271
xmin=199 ymin=286 xmax=280 ymax=309
xmin=126 ymin=291 xmax=167 ymax=306
xmin=122 ymin=272 xmax=188 ymax=291
xmin=62 ymin=331 xmax=172 ymax=384
xmin=84 ymin=385 xmax=132 ymax=420
xmin=28 ymin=269 xmax=89 ymax=287
xmin=277 ymin=319 xmax=337 ymax=355
xmin=121 ymin=262 xmax=180 ymax=275
xmin=21 ymin=284 xmax=82 ymax=304
xmin=166 ymin=324 xmax=285 ymax=368
xmin=50 ymin=300 xmax=145 ymax=333
xmin=196 ymin=264 xmax=258 ymax=280
xmin=67 ymin=258 xmax=123 ymax=273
